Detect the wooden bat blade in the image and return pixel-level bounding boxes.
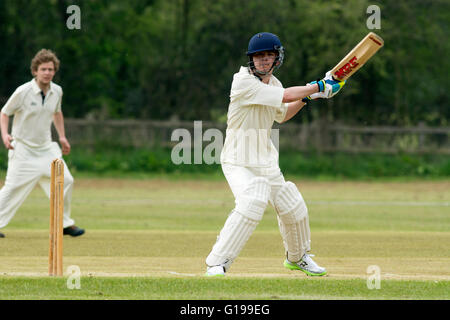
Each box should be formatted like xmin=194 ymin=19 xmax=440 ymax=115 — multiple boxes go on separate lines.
xmin=331 ymin=32 xmax=384 ymax=81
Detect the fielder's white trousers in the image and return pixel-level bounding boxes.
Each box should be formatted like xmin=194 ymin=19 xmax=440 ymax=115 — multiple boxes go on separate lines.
xmin=0 ymin=140 xmax=75 ymax=229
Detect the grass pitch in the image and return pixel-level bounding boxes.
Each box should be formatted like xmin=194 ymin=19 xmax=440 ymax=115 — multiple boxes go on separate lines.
xmin=0 ymin=177 xmax=449 ymax=300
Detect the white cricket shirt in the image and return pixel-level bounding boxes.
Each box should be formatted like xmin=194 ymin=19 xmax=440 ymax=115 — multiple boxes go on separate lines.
xmin=1 ymin=79 xmax=63 ymax=148
xmin=220 ymin=66 xmax=288 ymax=167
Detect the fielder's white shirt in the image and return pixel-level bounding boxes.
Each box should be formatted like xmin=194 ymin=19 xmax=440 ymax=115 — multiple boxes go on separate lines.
xmin=1 ymin=79 xmax=63 ymax=148
xmin=220 ymin=66 xmax=288 ymax=167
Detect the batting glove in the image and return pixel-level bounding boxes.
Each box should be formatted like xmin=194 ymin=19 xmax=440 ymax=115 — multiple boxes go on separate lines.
xmin=302 ymin=71 xmax=346 ymax=101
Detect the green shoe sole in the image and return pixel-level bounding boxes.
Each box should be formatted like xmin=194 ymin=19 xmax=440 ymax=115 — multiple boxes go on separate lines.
xmin=283 ymin=260 xmax=327 ymax=277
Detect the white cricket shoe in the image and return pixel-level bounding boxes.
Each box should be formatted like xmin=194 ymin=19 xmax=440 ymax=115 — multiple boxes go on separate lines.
xmin=284 ymin=253 xmax=327 ymax=276
xmin=205 ymin=265 xmax=225 ymax=277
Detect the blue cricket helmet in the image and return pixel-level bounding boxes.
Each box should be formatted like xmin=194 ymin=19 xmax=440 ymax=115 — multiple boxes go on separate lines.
xmin=246 ymin=32 xmax=284 ymax=74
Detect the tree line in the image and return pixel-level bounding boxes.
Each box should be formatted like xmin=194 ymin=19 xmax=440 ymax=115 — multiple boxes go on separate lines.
xmin=0 ymin=0 xmax=448 ymax=126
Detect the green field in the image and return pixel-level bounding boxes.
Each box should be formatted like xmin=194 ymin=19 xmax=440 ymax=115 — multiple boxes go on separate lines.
xmin=0 ymin=177 xmax=449 ymax=300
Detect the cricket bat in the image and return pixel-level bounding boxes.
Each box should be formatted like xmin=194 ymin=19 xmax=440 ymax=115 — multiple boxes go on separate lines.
xmin=331 ymin=32 xmax=384 ymax=81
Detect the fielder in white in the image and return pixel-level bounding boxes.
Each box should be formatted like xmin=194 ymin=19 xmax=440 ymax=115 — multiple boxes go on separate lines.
xmin=0 ymin=49 xmax=84 ymax=238
xmin=205 ymin=32 xmax=345 ymax=276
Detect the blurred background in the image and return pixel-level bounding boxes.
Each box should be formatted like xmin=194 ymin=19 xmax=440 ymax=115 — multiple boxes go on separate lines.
xmin=0 ymin=0 xmax=449 ymax=178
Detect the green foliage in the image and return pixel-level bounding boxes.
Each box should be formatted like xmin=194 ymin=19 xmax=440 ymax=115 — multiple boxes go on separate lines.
xmin=1 ymin=147 xmax=447 ymax=178
xmin=62 ymin=147 xmax=222 ymax=174
xmin=279 ymin=150 xmax=450 ymax=178
xmin=0 ymin=0 xmax=448 ymax=125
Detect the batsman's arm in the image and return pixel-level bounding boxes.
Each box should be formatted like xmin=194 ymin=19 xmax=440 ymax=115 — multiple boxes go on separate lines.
xmin=280 ymin=100 xmax=306 ymax=123
xmin=282 ymin=84 xmax=319 ymax=103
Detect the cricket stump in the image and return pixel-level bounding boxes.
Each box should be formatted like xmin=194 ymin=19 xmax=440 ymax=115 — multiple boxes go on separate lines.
xmin=49 ymin=159 xmax=64 ymax=276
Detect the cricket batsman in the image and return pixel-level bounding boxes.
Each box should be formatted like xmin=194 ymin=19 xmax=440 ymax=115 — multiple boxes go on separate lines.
xmin=0 ymin=49 xmax=84 ymax=238
xmin=205 ymin=32 xmax=345 ymax=276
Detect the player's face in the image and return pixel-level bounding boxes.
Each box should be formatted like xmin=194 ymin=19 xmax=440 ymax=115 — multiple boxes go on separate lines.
xmin=34 ymin=62 xmax=55 ymax=86
xmin=252 ymin=51 xmax=277 ymax=74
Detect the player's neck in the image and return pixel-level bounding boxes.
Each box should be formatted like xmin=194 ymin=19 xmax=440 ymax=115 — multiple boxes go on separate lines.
xmin=261 ymin=75 xmax=271 ymax=84
xmin=35 ymin=79 xmax=51 ymax=95
xmin=251 ymin=69 xmax=271 ymax=84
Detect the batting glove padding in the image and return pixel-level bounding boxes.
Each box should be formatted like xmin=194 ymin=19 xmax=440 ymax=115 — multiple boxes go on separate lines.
xmin=303 ymin=71 xmax=346 ymax=101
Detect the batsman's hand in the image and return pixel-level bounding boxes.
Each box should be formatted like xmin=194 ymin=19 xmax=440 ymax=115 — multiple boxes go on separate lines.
xmin=303 ymin=71 xmax=346 ymax=101
xmin=317 ymin=70 xmax=346 ymax=98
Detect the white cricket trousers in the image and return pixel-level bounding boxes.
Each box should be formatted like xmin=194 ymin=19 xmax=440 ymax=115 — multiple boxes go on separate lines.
xmin=222 ymin=163 xmax=286 ymax=207
xmin=0 ymin=140 xmax=75 ymax=229
xmin=206 ymin=163 xmax=287 ymax=269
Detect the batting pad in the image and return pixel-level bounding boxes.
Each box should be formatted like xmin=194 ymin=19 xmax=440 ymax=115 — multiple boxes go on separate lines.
xmin=274 ymin=181 xmax=311 ymax=262
xmin=206 ymin=177 xmax=270 ymax=270
xmin=235 ymin=177 xmax=271 ymax=221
